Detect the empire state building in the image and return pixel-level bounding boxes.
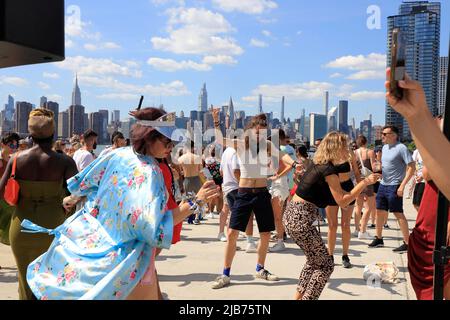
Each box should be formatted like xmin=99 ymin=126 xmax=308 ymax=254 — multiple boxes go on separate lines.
xmin=72 ymin=74 xmax=82 ymax=106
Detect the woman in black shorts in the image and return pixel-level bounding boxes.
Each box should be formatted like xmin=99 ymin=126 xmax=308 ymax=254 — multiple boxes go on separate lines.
xmin=283 ymin=132 xmax=379 ymax=300
xmin=325 ymin=147 xmax=361 ymax=269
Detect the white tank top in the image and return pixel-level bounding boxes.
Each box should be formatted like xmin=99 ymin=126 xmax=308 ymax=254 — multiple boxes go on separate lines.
xmin=236 ymin=147 xmax=273 ymax=179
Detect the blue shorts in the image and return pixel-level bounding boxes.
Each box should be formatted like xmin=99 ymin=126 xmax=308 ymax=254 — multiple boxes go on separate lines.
xmin=376 ymin=184 xmax=403 ymax=213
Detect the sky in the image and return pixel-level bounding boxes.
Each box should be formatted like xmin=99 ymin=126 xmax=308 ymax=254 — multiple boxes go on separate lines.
xmin=0 ymin=0 xmax=449 ymax=126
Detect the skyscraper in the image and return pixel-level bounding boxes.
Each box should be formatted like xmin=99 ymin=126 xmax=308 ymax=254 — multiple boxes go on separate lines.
xmin=15 ymin=102 xmax=33 ymax=135
xmin=338 ymin=100 xmax=349 ymax=135
xmin=439 ymin=56 xmax=448 ymax=115
xmin=40 ymin=96 xmax=47 ymax=108
xmin=43 ymin=101 xmax=59 ymax=139
xmin=310 ymin=113 xmax=327 ymax=143
xmin=387 ymin=1 xmax=441 ymax=140
xmin=198 ymin=83 xmax=208 ymax=112
xmin=98 ymin=110 xmax=109 ymax=144
xmin=58 ymin=111 xmax=69 ymax=139
xmin=72 ymin=74 xmax=82 ymax=106
xmin=281 ymin=96 xmax=285 ymax=124
xmin=89 ymin=112 xmax=104 ymax=140
xmin=258 ymin=94 xmax=263 ymax=114
xmin=360 ymin=119 xmax=373 ymax=144
xmin=5 ymin=95 xmax=14 ymax=121
xmin=112 ymin=110 xmax=120 ymax=125
xmin=323 ymin=91 xmax=329 ymax=126
xmin=228 ymin=97 xmax=235 ymax=129
xmin=68 ymin=105 xmax=85 ymax=136
xmin=327 ymin=106 xmax=338 ymax=132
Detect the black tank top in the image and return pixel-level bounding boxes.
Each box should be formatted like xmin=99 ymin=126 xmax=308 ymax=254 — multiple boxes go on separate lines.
xmin=335 ymin=162 xmax=351 ymax=174
xmin=296 ymin=162 xmax=338 ymax=208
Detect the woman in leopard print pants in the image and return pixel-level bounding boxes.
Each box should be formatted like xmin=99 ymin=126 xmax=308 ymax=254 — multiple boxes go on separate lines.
xmin=283 ymin=132 xmax=380 ymax=300
xmin=283 ymin=200 xmax=334 ymax=300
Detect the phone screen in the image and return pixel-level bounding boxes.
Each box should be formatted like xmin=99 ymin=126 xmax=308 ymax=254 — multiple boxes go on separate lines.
xmin=390 ymin=28 xmax=406 ymax=99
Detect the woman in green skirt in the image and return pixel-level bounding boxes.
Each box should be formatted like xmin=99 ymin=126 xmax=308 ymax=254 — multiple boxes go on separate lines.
xmin=0 ymin=109 xmax=77 ymax=299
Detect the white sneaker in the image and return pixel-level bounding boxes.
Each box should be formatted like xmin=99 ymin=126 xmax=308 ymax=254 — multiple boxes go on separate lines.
xmin=311 ymin=220 xmax=319 ymax=227
xmin=217 ymin=232 xmax=227 ymax=242
xmin=358 ymin=231 xmax=373 ymax=240
xmin=254 ymin=269 xmax=279 ymax=281
xmin=246 ymin=241 xmax=258 ymax=253
xmin=269 ymin=241 xmax=286 ymax=252
xmin=211 ymin=275 xmax=231 ymax=289
xmin=207 ymin=213 xmax=215 ymax=219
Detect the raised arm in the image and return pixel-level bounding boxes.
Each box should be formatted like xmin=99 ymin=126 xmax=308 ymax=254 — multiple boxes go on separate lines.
xmin=385 ymin=68 xmax=450 ymax=200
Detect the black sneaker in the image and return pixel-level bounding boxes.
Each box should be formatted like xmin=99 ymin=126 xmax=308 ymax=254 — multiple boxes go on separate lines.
xmin=368 ymin=237 xmax=384 ymax=248
xmin=384 ymin=224 xmax=390 ymax=229
xmin=368 ymin=224 xmax=376 ymax=229
xmin=393 ymin=242 xmax=408 ymax=253
xmin=342 ymin=255 xmax=352 ymax=269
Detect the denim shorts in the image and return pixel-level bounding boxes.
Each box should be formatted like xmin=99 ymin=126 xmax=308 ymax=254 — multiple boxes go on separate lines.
xmin=376 ymin=184 xmax=403 ymax=213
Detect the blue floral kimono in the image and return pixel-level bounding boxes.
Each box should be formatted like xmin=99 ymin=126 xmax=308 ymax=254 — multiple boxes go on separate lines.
xmin=23 ymin=147 xmax=173 ymax=300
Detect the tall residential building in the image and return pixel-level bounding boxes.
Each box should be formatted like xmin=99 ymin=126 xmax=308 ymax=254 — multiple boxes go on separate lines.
xmin=198 ymin=83 xmax=208 ymax=112
xmin=439 ymin=56 xmax=448 ymax=115
xmin=327 ymin=106 xmax=338 ymax=132
xmin=372 ymin=125 xmax=384 ymax=143
xmin=68 ymin=105 xmax=85 ymax=136
xmin=300 ymin=108 xmax=306 ymax=139
xmin=72 ymin=74 xmax=82 ymax=106
xmin=58 ymin=111 xmax=69 ymax=139
xmin=15 ymin=102 xmax=33 ymax=135
xmin=310 ymin=113 xmax=327 ymax=144
xmin=40 ymin=96 xmax=47 ymax=108
xmin=281 ymin=96 xmax=285 ymax=124
xmin=338 ymin=100 xmax=349 ymax=135
xmin=303 ymin=116 xmax=311 ymax=142
xmin=112 ymin=110 xmax=121 ymax=125
xmin=258 ymin=94 xmax=263 ymax=114
xmin=43 ymin=101 xmax=59 ymax=139
xmin=387 ymin=1 xmax=441 ymax=140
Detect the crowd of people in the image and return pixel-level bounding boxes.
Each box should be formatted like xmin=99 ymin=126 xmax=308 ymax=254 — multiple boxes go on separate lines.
xmin=0 ymin=68 xmax=448 ymax=300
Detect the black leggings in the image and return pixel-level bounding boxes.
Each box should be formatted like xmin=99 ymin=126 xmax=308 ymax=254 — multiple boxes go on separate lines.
xmin=283 ymin=201 xmax=334 ymax=300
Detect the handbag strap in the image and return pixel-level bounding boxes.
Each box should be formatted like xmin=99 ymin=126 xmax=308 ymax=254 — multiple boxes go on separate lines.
xmin=10 ymin=153 xmax=19 ymax=179
xmin=357 ymin=149 xmax=366 ymax=176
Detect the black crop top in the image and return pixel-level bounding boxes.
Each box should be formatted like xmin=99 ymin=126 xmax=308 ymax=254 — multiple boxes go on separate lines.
xmin=334 ymin=162 xmax=351 ymax=174
xmin=296 ymin=163 xmax=338 ymax=208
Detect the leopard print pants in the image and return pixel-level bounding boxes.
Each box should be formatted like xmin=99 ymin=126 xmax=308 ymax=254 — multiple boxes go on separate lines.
xmin=283 ymin=200 xmax=334 ymax=300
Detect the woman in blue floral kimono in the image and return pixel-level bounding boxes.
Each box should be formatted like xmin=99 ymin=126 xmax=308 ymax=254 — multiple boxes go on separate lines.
xmin=23 ymin=107 xmax=219 ymax=300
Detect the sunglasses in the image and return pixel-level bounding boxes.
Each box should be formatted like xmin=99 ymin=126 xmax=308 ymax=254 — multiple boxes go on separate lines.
xmin=382 ymin=132 xmax=394 ymax=136
xmin=8 ymin=143 xmax=18 ymax=149
xmin=160 ymin=137 xmax=174 ymax=148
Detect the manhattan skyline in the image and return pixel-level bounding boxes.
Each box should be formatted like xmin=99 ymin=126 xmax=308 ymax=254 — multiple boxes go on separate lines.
xmin=0 ymin=0 xmax=449 ymax=126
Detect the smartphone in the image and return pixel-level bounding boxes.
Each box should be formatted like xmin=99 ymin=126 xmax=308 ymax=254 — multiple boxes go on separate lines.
xmin=390 ymin=28 xmax=406 ymax=100
xmin=202 ymin=168 xmax=214 ymax=181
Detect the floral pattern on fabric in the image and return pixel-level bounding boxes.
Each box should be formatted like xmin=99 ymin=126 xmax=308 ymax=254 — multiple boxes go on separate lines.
xmin=25 ymin=147 xmax=173 ymax=300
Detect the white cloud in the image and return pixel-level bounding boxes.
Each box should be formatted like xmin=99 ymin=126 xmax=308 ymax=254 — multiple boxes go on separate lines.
xmin=65 ymin=39 xmax=76 ymax=48
xmin=346 ymin=70 xmax=385 ymax=80
xmin=262 ymin=30 xmax=271 ymax=37
xmin=202 ymin=55 xmax=237 ymax=65
xmin=43 ymin=72 xmax=60 ymax=79
xmin=56 ymin=56 xmax=142 ymax=78
xmin=325 ymin=53 xmax=386 ymax=71
xmin=243 ymin=81 xmax=334 ymax=103
xmin=250 ymin=38 xmax=268 ymax=48
xmin=151 ymin=7 xmax=244 ymax=57
xmin=80 ymin=75 xmax=190 ymax=97
xmin=330 ymin=73 xmax=343 ymax=79
xmin=0 ymin=76 xmax=28 ymax=87
xmin=38 ymin=82 xmax=51 ymax=90
xmin=147 ymin=57 xmax=211 ymax=72
xmin=213 ymin=0 xmax=278 ymax=15
xmin=84 ymin=42 xmax=121 ymax=51
xmin=256 ymin=17 xmax=277 ymax=24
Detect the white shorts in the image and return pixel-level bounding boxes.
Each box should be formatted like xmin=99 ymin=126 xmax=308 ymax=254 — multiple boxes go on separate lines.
xmin=270 ymin=184 xmax=290 ymax=202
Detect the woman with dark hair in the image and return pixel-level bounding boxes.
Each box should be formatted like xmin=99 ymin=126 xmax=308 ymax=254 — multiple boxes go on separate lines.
xmin=23 ymin=107 xmax=219 ymax=300
xmin=0 ymin=109 xmax=78 ymax=299
xmin=353 ymin=135 xmax=377 ymax=240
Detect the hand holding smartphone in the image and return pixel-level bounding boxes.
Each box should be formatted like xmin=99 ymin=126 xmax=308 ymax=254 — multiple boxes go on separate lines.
xmin=390 ymin=28 xmax=406 ymax=100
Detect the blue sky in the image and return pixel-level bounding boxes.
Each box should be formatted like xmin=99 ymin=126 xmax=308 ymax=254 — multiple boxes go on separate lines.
xmin=0 ymin=0 xmax=449 ymax=126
